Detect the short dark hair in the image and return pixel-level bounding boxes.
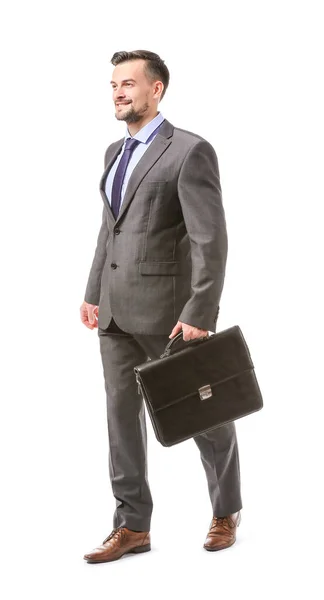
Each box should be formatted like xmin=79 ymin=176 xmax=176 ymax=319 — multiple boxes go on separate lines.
xmin=110 ymin=50 xmax=170 ymax=101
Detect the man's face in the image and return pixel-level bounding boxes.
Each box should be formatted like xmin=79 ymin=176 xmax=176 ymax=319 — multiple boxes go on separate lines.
xmin=110 ymin=59 xmax=161 ymax=124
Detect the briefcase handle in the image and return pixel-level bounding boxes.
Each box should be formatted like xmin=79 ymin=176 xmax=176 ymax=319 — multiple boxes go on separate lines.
xmin=160 ymin=330 xmax=212 ymax=359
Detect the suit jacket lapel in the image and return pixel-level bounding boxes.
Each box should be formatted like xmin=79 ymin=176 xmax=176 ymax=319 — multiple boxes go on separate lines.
xmin=99 ymin=118 xmax=174 ymax=225
xmin=99 ymin=140 xmax=124 ymax=223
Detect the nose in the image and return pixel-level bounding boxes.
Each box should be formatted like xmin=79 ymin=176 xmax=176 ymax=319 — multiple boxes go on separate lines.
xmin=114 ymin=90 xmax=126 ymax=102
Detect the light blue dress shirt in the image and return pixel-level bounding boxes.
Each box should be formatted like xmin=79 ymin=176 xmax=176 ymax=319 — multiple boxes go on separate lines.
xmin=105 ymin=111 xmax=165 ymax=209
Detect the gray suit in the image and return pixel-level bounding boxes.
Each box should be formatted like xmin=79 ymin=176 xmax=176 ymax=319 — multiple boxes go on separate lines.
xmin=84 ymin=118 xmax=242 ymax=531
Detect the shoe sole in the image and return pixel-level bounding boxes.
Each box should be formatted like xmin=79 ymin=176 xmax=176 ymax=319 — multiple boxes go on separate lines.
xmin=84 ymin=543 xmax=151 ymax=563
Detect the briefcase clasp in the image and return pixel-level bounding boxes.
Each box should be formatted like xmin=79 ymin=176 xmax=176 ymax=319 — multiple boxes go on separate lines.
xmin=199 ymin=384 xmax=212 ymax=400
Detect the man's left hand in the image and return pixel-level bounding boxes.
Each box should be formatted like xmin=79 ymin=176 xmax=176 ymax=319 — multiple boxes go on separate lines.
xmin=169 ymin=320 xmax=209 ymax=342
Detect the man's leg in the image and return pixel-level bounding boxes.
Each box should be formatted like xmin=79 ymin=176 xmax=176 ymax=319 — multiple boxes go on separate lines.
xmin=131 ymin=332 xmax=242 ymax=518
xmin=98 ymin=320 xmax=153 ymax=532
xmin=193 ymin=423 xmax=242 ymax=516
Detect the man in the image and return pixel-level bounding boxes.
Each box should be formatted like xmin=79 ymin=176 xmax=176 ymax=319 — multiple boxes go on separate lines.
xmin=80 ymin=50 xmax=242 ymax=563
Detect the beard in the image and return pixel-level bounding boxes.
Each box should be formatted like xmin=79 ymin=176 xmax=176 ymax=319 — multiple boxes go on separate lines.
xmin=115 ymin=100 xmax=149 ymax=124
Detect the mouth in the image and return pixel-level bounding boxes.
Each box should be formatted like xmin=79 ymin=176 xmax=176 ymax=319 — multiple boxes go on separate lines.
xmin=116 ymin=102 xmax=131 ymax=107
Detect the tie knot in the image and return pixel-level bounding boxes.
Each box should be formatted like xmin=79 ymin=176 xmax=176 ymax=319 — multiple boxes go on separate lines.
xmin=125 ymin=137 xmax=141 ymax=152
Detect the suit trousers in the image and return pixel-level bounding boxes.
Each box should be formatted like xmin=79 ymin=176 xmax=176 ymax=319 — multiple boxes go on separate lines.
xmin=98 ymin=317 xmax=243 ymax=532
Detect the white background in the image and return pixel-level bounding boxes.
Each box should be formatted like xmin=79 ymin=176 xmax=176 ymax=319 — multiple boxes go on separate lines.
xmin=1 ymin=0 xmax=323 ymax=598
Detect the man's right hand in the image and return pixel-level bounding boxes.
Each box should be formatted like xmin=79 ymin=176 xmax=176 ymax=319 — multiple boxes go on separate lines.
xmin=80 ymin=301 xmax=99 ymax=330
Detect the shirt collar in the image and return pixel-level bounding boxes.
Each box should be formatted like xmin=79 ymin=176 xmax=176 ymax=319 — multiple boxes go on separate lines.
xmin=125 ymin=111 xmax=165 ymax=145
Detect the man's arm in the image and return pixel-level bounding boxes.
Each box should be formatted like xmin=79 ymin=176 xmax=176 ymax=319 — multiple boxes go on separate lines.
xmin=177 ymin=139 xmax=228 ymax=331
xmin=84 ymin=205 xmax=109 ymax=305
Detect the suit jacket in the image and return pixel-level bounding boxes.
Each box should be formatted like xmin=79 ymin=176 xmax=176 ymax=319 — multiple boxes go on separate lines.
xmin=84 ymin=118 xmax=228 ymax=334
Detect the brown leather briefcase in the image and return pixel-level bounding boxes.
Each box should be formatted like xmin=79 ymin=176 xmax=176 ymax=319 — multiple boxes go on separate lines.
xmin=134 ymin=325 xmax=263 ymax=447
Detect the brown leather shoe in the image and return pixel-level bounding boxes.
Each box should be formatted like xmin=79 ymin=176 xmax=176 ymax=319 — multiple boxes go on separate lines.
xmin=204 ymin=511 xmax=241 ymax=551
xmin=83 ymin=527 xmax=151 ymax=563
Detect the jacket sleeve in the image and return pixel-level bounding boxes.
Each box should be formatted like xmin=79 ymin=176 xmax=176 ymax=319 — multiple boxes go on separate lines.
xmin=177 ymin=139 xmax=228 ymax=331
xmin=84 ymin=204 xmax=109 ymax=305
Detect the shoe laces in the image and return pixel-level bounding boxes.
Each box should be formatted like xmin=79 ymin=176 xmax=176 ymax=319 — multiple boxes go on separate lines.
xmin=210 ymin=516 xmax=231 ymax=531
xmin=102 ymin=527 xmax=124 ymax=544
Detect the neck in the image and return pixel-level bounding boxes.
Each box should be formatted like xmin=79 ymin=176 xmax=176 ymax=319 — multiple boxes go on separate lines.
xmin=127 ymin=111 xmax=159 ymax=137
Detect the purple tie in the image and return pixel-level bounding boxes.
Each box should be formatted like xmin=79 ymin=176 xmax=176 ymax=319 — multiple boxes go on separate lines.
xmin=111 ymin=137 xmax=141 ymax=219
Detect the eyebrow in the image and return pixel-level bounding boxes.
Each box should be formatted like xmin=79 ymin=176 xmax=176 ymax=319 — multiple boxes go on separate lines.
xmin=110 ymin=78 xmax=137 ymax=85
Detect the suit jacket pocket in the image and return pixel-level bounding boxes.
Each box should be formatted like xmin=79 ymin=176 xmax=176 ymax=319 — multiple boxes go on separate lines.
xmin=139 ymin=261 xmax=181 ymax=275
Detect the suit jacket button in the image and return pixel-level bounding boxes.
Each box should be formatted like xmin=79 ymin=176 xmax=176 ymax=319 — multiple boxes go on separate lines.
xmin=111 ymin=263 xmax=117 ymax=269
xmin=114 ymin=228 xmax=120 ymax=235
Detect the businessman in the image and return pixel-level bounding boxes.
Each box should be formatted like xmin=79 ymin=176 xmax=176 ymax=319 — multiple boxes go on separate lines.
xmin=80 ymin=50 xmax=242 ymax=563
